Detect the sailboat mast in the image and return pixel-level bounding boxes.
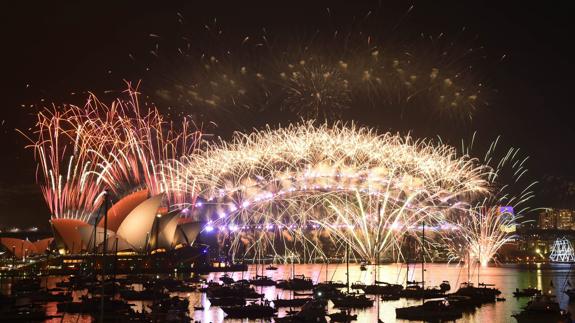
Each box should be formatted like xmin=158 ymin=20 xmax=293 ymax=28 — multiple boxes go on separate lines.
xmin=406 ymin=236 xmax=409 ymax=286
xmin=255 ymin=229 xmax=258 ymax=279
xmin=422 ymin=222 xmax=425 ymax=305
xmin=422 ymin=222 xmax=425 ymax=290
xmin=376 ymin=243 xmax=380 ymax=322
xmin=467 ymin=250 xmax=470 ymax=283
xmin=291 ymin=253 xmax=295 ymax=280
xmin=477 ymin=247 xmax=480 ymax=286
xmin=326 ymin=258 xmax=328 ymax=283
xmin=346 ymin=241 xmax=350 ymax=294
xmin=99 ymin=189 xmax=109 ymax=323
xmin=377 ymin=200 xmax=381 ymax=323
xmin=376 ymin=248 xmax=379 ymax=283
xmin=478 ymin=208 xmax=482 ymax=286
xmin=375 ymin=200 xmax=380 ymax=285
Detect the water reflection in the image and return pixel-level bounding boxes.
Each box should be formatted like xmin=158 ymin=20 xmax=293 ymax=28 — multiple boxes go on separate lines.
xmin=2 ymin=263 xmax=575 ymax=322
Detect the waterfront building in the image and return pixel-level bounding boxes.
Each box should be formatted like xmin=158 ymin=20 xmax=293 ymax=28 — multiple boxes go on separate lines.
xmin=539 ymin=208 xmax=575 ymax=230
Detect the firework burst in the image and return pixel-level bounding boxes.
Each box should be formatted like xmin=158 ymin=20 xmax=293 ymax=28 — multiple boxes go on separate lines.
xmin=165 ymin=122 xmax=491 ymax=262
xmin=138 ymin=10 xmax=486 ymax=127
xmin=443 ymin=136 xmax=536 ymax=266
xmin=19 ymin=109 xmax=106 ymax=222
xmin=20 ymin=85 xmax=202 ymax=221
xmin=72 ymin=86 xmax=203 ymax=208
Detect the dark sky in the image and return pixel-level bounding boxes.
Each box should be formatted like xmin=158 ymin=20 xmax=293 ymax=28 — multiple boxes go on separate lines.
xmin=1 ymin=1 xmax=574 ymax=228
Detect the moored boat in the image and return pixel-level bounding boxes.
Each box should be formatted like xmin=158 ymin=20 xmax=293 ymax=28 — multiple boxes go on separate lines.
xmin=362 ymin=281 xmax=403 ymax=295
xmin=452 ymin=282 xmax=500 ymax=304
xmin=221 ymin=300 xmax=277 ymax=319
xmin=395 ymin=299 xmax=463 ymax=321
xmin=206 ymin=283 xmax=263 ymax=298
xmin=332 ymin=294 xmax=374 ymax=309
xmin=350 ymin=281 xmax=366 ymax=290
xmin=119 ymin=287 xmax=169 ymax=300
xmin=220 ymin=274 xmax=235 ymax=284
xmin=275 ymin=300 xmax=327 ymax=323
xmin=207 ymin=296 xmax=246 ymax=306
xmin=273 ymin=296 xmax=313 ymax=307
xmin=277 ymin=274 xmax=314 ymax=290
xmin=399 ymin=281 xmax=446 ymax=299
xmin=250 ymin=274 xmax=277 ymax=286
xmin=513 ymin=287 xmax=542 ymax=297
xmin=512 ymin=294 xmax=571 ymax=322
xmin=329 ymin=309 xmax=357 ymax=322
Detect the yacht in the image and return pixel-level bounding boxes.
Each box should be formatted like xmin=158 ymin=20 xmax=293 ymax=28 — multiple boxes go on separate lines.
xmin=513 ymin=287 xmax=542 ymax=298
xmin=331 ymin=293 xmax=374 ymax=308
xmin=277 ymin=274 xmax=314 ymax=290
xmin=453 ymin=282 xmax=501 ymax=303
xmin=396 ymin=299 xmax=464 ymax=321
xmin=222 ymin=300 xmax=277 ymax=319
xmin=512 ymin=294 xmax=571 ymax=322
xmin=249 ymin=274 xmax=277 ymax=286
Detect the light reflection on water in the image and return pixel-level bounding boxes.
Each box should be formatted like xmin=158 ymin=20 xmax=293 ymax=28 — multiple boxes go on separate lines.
xmin=4 ymin=263 xmax=575 ymax=322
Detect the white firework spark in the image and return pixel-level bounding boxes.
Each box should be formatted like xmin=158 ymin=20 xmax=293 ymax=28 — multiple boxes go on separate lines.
xmin=443 ymin=136 xmax=536 ymax=266
xmin=165 ymin=122 xmax=491 ymax=262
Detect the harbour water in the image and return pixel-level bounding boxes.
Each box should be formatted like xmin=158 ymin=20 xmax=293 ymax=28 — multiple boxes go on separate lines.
xmin=3 ymin=262 xmax=575 ymax=322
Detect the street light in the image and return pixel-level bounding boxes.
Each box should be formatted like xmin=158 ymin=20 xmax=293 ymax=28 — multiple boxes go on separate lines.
xmin=536 ymin=248 xmax=543 ymax=262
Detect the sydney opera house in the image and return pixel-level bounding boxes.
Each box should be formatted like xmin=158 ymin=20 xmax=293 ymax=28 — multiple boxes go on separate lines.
xmin=0 ymin=189 xmax=207 ymax=271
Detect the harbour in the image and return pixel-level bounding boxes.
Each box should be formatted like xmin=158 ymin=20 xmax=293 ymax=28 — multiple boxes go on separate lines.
xmin=2 ymin=263 xmax=575 ymax=322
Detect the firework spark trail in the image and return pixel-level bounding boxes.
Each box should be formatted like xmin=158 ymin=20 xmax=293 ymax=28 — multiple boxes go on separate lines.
xmin=20 ymin=86 xmax=202 ymax=221
xmin=265 ymin=38 xmax=482 ymax=120
xmin=165 ymin=122 xmax=492 ymax=262
xmin=442 ymin=137 xmax=536 ymax=266
xmin=166 ymin=39 xmax=481 ymax=121
xmin=141 ymin=14 xmax=485 ymax=124
xmin=18 ymin=109 xmax=106 ymax=222
xmin=72 ymin=87 xmax=203 ymax=208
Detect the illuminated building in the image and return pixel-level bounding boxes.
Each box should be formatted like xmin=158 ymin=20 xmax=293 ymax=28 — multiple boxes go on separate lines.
xmin=50 ymin=191 xmax=203 ymax=255
xmin=539 ymin=209 xmax=575 ymax=230
xmin=549 ymin=237 xmax=575 ymax=262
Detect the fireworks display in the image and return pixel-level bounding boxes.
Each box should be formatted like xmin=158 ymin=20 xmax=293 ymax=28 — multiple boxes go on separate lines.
xmin=6 ymin=6 xmax=573 ymax=323
xmin=442 ymin=136 xmax=536 ymax=266
xmin=13 ymin=8 xmax=534 ymax=267
xmin=20 ymin=86 xmax=202 ymax=221
xmin=22 ymin=88 xmax=529 ymax=264
xmin=165 ymin=122 xmax=492 ymax=262
xmin=140 ymin=14 xmax=485 ymax=127
xmin=19 ymin=109 xmax=106 ymax=222
xmin=71 ymin=87 xmax=203 ymax=208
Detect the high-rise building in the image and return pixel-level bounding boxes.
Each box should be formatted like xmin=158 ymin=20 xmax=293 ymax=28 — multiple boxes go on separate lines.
xmin=539 ymin=209 xmax=575 ymax=230
xmin=539 ymin=209 xmax=555 ymax=229
xmin=557 ymin=209 xmax=575 ymax=230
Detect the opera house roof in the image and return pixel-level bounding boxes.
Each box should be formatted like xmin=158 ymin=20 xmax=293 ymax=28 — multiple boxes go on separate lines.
xmin=0 ymin=237 xmax=53 ymax=258
xmin=40 ymin=190 xmax=203 ymax=255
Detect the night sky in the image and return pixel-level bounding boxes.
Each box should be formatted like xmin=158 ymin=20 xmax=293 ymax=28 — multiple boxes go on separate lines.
xmin=1 ymin=1 xmax=574 ymax=228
